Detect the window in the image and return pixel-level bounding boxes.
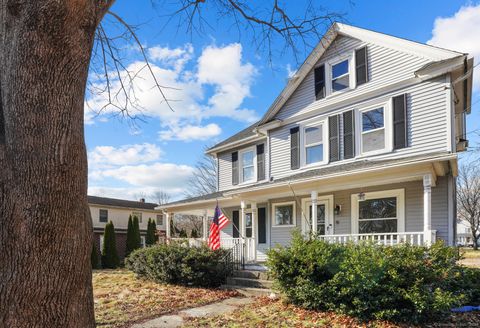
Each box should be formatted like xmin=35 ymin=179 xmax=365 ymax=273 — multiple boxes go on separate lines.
xmin=156 ymin=214 xmax=163 ymax=226
xmin=272 ymin=202 xmax=296 ymax=227
xmin=132 ymin=212 xmax=142 ymax=223
xmin=351 ymin=189 xmax=404 ymax=234
xmin=361 ymin=107 xmax=385 ymax=153
xmin=245 ymin=212 xmax=253 ymax=238
xmin=304 ymin=125 xmax=324 ymax=165
xmin=140 ymin=236 xmax=146 ymax=248
xmin=309 ymin=204 xmax=326 ymax=235
xmin=99 ymin=209 xmax=108 ymax=223
xmin=240 ymin=148 xmax=255 ymax=183
xmin=99 ymin=235 xmax=104 ymax=251
xmin=331 ymin=59 xmax=349 ymax=92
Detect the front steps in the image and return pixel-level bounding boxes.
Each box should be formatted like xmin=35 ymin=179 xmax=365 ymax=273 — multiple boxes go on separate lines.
xmin=222 ymin=267 xmax=276 ymax=297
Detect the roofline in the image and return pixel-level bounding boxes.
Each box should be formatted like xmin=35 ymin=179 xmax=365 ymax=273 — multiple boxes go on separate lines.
xmin=205 ymin=133 xmax=266 ymax=155
xmin=88 ymin=202 xmax=159 ymax=212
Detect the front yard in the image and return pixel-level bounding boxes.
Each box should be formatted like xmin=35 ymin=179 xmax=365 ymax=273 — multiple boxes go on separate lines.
xmin=460 ymin=248 xmax=480 ymax=268
xmin=93 ymin=269 xmax=237 ymax=327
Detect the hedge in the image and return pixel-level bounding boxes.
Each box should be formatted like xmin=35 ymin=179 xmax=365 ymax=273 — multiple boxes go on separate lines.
xmin=267 ymin=232 xmax=480 ymax=324
xmin=125 ymin=243 xmax=231 ymax=287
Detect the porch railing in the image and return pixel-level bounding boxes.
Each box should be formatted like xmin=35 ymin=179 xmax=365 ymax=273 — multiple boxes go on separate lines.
xmin=317 ymin=231 xmax=433 ymax=246
xmin=221 ymin=237 xmax=256 ymax=263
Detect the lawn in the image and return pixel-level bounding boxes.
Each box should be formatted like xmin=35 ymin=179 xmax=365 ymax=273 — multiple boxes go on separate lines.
xmin=459 ymin=248 xmax=480 ymax=268
xmin=185 ymin=297 xmax=480 ymax=328
xmin=93 ymin=269 xmax=237 ymax=327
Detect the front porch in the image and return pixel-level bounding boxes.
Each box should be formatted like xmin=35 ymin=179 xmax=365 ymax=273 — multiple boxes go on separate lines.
xmin=160 ymin=156 xmax=455 ymax=264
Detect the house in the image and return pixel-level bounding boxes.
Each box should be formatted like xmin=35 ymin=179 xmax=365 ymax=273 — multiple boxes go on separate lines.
xmin=457 ymin=219 xmax=478 ymax=247
xmin=90 ymin=196 xmax=163 ymax=260
xmin=158 ymin=23 xmax=474 ymax=263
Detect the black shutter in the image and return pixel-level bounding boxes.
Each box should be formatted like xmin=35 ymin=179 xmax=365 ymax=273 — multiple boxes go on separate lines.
xmin=231 ymin=152 xmax=239 ymax=185
xmin=256 ymin=144 xmax=265 ymax=181
xmin=232 ymin=210 xmax=240 ymax=238
xmin=343 ymin=110 xmax=355 ymax=159
xmin=393 ymin=94 xmax=407 ymax=149
xmin=314 ymin=65 xmax=326 ymax=100
xmin=355 ymin=46 xmax=368 ymax=86
xmin=329 ymin=115 xmax=340 ymax=162
xmin=290 ymin=127 xmax=300 ymax=170
xmin=258 ymin=208 xmax=267 ymax=244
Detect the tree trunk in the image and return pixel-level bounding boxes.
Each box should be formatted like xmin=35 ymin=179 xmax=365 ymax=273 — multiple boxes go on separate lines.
xmin=0 ymin=1 xmax=111 ymax=326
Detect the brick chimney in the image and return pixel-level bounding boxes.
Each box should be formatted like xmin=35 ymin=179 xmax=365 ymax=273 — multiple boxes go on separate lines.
xmin=139 ymin=198 xmax=145 ymax=203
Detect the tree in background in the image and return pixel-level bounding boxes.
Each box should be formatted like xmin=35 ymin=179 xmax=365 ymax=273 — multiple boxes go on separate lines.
xmin=125 ymin=215 xmax=136 ymax=257
xmin=184 ymin=148 xmax=218 ymax=198
xmin=132 ymin=215 xmax=142 ymax=249
xmin=146 ymin=218 xmax=157 ymax=246
xmin=179 ymin=228 xmax=188 ymax=238
xmin=190 ymin=228 xmax=199 ymax=238
xmin=457 ymin=163 xmax=480 ymax=250
xmin=152 ymin=190 xmax=171 ymax=205
xmin=91 ymin=239 xmax=99 ymax=269
xmin=0 ymin=1 xmax=342 ymax=325
xmin=101 ymin=221 xmax=119 ymax=269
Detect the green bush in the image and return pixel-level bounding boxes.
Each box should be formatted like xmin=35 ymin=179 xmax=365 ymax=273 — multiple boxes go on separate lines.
xmin=101 ymin=221 xmax=119 ymax=269
xmin=125 ymin=243 xmax=231 ymax=287
xmin=267 ymin=232 xmax=480 ymax=324
xmin=91 ymin=238 xmax=99 ymax=269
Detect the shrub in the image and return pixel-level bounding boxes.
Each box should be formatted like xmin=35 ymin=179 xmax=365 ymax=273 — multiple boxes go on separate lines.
xmin=101 ymin=221 xmax=119 ymax=269
xmin=267 ymin=232 xmax=480 ymax=324
xmin=125 ymin=243 xmax=230 ymax=287
xmin=91 ymin=238 xmax=99 ymax=269
xmin=146 ymin=218 xmax=157 ymax=246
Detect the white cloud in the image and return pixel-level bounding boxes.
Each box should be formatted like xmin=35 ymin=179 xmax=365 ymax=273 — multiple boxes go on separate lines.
xmin=286 ymin=64 xmax=297 ymax=79
xmin=159 ymin=123 xmax=222 ymax=141
xmin=428 ymin=4 xmax=480 ymax=91
xmin=86 ymin=43 xmax=259 ymax=139
xmin=88 ymin=143 xmax=162 ymax=168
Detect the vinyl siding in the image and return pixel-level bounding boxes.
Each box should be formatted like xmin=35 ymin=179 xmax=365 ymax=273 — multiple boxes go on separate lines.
xmin=270 ymin=77 xmax=448 ymax=179
xmin=219 ymin=178 xmax=449 ymax=247
xmin=275 ymin=35 xmax=431 ymax=120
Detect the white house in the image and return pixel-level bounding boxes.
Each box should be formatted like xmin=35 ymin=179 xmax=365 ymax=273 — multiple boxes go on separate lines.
xmin=158 ymin=23 xmax=474 ymax=263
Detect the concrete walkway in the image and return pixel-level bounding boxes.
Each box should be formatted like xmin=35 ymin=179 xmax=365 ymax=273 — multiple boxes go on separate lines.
xmin=131 ymin=297 xmax=253 ymax=328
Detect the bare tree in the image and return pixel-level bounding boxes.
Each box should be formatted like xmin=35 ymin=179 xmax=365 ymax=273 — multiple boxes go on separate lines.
xmin=0 ymin=1 xmax=344 ymax=326
xmin=152 ymin=190 xmax=171 ymax=205
xmin=185 ymin=149 xmax=218 ymax=198
xmin=457 ymin=163 xmax=480 ymax=250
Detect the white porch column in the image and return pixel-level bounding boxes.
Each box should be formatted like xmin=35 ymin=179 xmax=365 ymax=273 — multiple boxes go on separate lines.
xmin=240 ymin=201 xmax=246 ymax=238
xmin=251 ymin=202 xmax=257 ymax=262
xmin=202 ymin=210 xmax=208 ymax=241
xmin=311 ymin=191 xmax=318 ymax=235
xmin=165 ymin=212 xmax=171 ymax=239
xmin=423 ymin=174 xmax=432 ymax=245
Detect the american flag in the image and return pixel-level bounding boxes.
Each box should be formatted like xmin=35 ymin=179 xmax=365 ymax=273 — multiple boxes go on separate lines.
xmin=208 ymin=205 xmax=229 ymax=250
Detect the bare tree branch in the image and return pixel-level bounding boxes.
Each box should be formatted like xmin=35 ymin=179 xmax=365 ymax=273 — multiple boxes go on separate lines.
xmin=184 ymin=148 xmax=218 ymax=198
xmin=457 ymin=162 xmax=480 ymax=249
xmin=151 ymin=190 xmax=171 ymax=205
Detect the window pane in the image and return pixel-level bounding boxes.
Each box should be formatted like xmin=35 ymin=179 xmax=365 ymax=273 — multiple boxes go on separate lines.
xmin=359 ymin=197 xmax=397 ymax=220
xmin=245 ymin=213 xmax=252 ymax=228
xmin=362 ymin=108 xmax=384 ymax=132
xmin=309 ymin=204 xmax=326 ymax=235
xmin=332 ymin=74 xmax=349 ymax=92
xmin=242 ymin=150 xmax=254 ymax=167
xmin=306 ymin=144 xmax=323 ymax=164
xmin=362 ymin=129 xmax=385 ymax=153
xmin=305 ymin=126 xmax=322 ymax=145
xmin=243 ymin=166 xmax=254 ymax=181
xmin=275 ymin=205 xmax=293 ymax=225
xmin=359 ymin=219 xmax=397 ymax=233
xmin=332 ymin=60 xmax=348 ymax=78
xmin=156 ymin=214 xmax=163 ymax=225
xmin=99 ymin=209 xmax=108 ymax=223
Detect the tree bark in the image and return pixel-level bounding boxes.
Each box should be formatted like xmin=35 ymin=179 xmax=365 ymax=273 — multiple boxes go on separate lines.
xmin=0 ymin=1 xmax=112 ymax=326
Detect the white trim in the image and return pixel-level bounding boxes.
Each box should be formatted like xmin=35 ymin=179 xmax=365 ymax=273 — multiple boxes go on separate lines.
xmin=301 ymin=195 xmax=334 ymax=235
xmin=300 ymin=117 xmax=329 ymax=168
xmin=446 ymin=74 xmax=453 ymax=152
xmin=351 ymin=188 xmax=405 ymax=234
xmin=447 ymin=175 xmax=454 ymax=246
xmin=238 ymin=146 xmax=257 ymax=184
xmin=206 ymin=134 xmax=264 ymax=155
xmin=271 ymin=201 xmax=297 ymax=227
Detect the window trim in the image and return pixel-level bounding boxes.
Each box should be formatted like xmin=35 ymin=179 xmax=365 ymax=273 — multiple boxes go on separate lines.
xmin=351 ymin=189 xmax=405 ymax=234
xmin=99 ymin=209 xmax=108 ymax=223
xmin=357 ymin=101 xmax=393 ymax=157
xmin=239 ymin=146 xmax=257 ymax=184
xmin=300 ymin=118 xmax=329 ymax=168
xmin=272 ymin=201 xmax=297 ymax=228
xmin=156 ymin=214 xmax=164 ymax=226
xmin=326 ymin=54 xmax=354 ymax=96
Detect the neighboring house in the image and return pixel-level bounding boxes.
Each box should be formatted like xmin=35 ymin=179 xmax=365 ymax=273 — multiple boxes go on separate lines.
xmin=457 ymin=219 xmax=478 ymax=247
xmin=158 ymin=23 xmax=474 ymax=263
xmin=90 ymin=196 xmax=163 ymax=260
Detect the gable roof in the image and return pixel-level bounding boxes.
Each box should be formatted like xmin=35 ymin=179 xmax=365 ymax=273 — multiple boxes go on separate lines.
xmin=88 ymin=195 xmax=158 ymax=210
xmin=206 ymin=22 xmax=465 ymax=154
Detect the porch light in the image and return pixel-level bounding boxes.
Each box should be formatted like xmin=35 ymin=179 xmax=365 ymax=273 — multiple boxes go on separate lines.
xmin=358 ymin=192 xmax=366 ymax=201
xmin=334 ymin=204 xmax=342 ymax=215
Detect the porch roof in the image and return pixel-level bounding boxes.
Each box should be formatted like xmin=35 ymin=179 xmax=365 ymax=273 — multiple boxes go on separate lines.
xmin=158 ymin=152 xmax=456 ymax=212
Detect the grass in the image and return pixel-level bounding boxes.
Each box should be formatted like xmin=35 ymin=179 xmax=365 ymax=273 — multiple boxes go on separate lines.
xmin=93 ymin=269 xmax=237 ymax=328
xmin=459 ymin=248 xmax=480 ymax=268
xmin=185 ymin=297 xmax=480 ymax=328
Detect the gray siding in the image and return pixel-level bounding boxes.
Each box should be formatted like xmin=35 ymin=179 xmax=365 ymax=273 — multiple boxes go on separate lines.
xmin=269 ymin=77 xmax=448 ymax=179
xmin=275 ymin=35 xmax=431 ymax=120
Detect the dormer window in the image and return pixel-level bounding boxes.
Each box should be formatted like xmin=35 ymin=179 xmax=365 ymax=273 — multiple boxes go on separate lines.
xmin=331 ymin=59 xmax=350 ymax=92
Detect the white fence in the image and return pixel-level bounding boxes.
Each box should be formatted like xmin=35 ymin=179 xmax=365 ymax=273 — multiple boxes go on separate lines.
xmin=317 ymin=231 xmax=432 ymax=246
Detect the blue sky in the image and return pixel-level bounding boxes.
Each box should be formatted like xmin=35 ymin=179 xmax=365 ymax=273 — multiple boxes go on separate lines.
xmin=85 ymin=0 xmax=480 ymax=202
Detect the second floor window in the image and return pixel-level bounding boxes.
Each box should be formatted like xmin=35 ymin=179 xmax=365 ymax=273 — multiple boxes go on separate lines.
xmin=156 ymin=214 xmax=163 ymax=226
xmin=240 ymin=149 xmax=255 ymax=182
xmin=132 ymin=212 xmax=142 ymax=223
xmin=304 ymin=125 xmax=324 ymax=165
xmin=361 ymin=107 xmax=385 ymax=153
xmin=331 ymin=59 xmax=349 ymax=92
xmin=99 ymin=209 xmax=108 ymax=223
